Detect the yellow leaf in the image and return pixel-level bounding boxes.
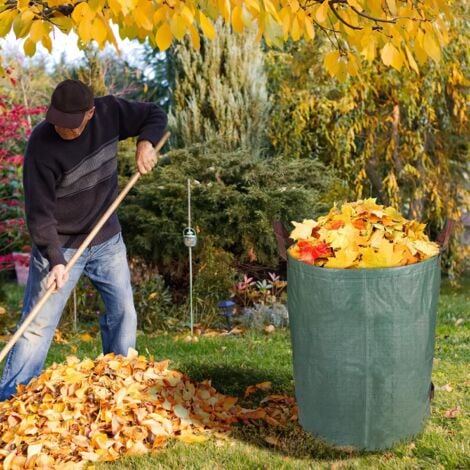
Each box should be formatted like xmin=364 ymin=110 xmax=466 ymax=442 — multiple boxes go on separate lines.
xmin=368 ymin=0 xmax=383 ymax=17
xmin=279 ymin=7 xmax=291 ymax=37
xmin=256 ymin=381 xmax=272 ymax=391
xmin=89 ymin=0 xmax=106 ymax=11
xmin=108 ymin=0 xmax=122 ymax=15
xmin=29 ymin=20 xmax=47 ymax=43
xmin=133 ymin=1 xmax=154 ymax=31
xmin=381 ymin=42 xmax=403 ymax=70
xmin=423 ymin=30 xmax=441 ymax=63
xmin=413 ymin=34 xmax=428 ymax=65
xmin=153 ymin=5 xmax=169 ymax=25
xmin=178 ymin=432 xmax=209 ymax=443
xmin=198 ymin=11 xmax=215 ymax=40
xmin=346 ymin=52 xmax=359 ymax=76
xmin=404 ymin=45 xmax=419 ymax=74
xmin=72 ymin=2 xmax=94 ymax=23
xmin=13 ymin=11 xmax=34 ymax=38
xmin=324 ymin=248 xmax=358 ymax=268
xmin=155 ymin=22 xmax=172 ymax=51
xmin=290 ymin=0 xmax=299 ymax=13
xmin=51 ymin=15 xmax=73 ymax=34
xmin=335 ymin=61 xmax=348 ymax=82
xmin=245 ymin=0 xmax=261 ymax=14
xmin=219 ymin=0 xmax=231 ymax=22
xmin=347 ymin=0 xmax=363 ymax=10
xmin=0 ymin=9 xmax=17 ymax=36
xmin=304 ymin=16 xmax=315 ymax=40
xmin=359 ymin=239 xmax=402 ymax=268
xmin=290 ymin=219 xmax=318 ymax=240
xmin=188 ymin=23 xmax=200 ymax=49
xmin=413 ymin=240 xmax=440 ymax=258
xmin=324 ymin=50 xmax=341 ymax=77
xmin=116 ymin=0 xmax=137 ymax=16
xmin=41 ymin=33 xmax=52 ymax=52
xmin=170 ymin=14 xmax=187 ymax=40
xmin=79 ymin=332 xmax=94 ymax=342
xmin=360 ymin=30 xmax=377 ymax=62
xmin=385 ymin=0 xmax=397 ymax=16
xmin=290 ymin=15 xmax=301 ymax=41
xmin=91 ymin=17 xmax=108 ymax=45
xmin=315 ymin=0 xmax=329 ymax=23
xmin=180 ymin=5 xmax=194 ymax=26
xmin=231 ymin=5 xmax=244 ymax=33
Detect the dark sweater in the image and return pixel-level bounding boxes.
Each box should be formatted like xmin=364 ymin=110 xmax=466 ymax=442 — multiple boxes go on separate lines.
xmin=23 ymin=96 xmax=167 ymax=267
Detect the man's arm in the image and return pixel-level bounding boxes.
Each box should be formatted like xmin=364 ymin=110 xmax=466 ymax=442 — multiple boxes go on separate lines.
xmin=113 ymin=96 xmax=168 ymax=146
xmin=111 ymin=96 xmax=168 ymax=175
xmin=23 ymin=144 xmax=65 ymax=268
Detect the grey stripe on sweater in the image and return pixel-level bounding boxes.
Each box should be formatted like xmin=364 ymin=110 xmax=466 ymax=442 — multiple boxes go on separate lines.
xmin=57 ymin=138 xmax=118 ymax=198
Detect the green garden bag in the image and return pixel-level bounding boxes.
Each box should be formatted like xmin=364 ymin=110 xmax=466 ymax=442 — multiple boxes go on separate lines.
xmin=287 ymin=254 xmax=440 ymax=450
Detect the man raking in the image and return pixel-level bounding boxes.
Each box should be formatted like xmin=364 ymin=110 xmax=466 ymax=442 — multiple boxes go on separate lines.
xmin=0 ymin=80 xmax=167 ymax=400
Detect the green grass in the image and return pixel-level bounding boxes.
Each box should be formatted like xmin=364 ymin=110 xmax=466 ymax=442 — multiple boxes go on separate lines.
xmin=0 ymin=278 xmax=468 ymax=469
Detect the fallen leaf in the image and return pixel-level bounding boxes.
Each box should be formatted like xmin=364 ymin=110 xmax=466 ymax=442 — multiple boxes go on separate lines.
xmin=264 ymin=325 xmax=275 ymax=334
xmin=79 ymin=333 xmax=94 ymax=342
xmin=436 ymin=383 xmax=453 ymax=392
xmin=444 ymin=407 xmax=461 ymax=418
xmin=244 ymin=381 xmax=272 ymax=398
xmin=264 ymin=435 xmax=282 ymax=447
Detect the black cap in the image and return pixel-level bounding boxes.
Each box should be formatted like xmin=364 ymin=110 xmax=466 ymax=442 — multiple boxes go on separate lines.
xmin=46 ymin=79 xmax=94 ymax=129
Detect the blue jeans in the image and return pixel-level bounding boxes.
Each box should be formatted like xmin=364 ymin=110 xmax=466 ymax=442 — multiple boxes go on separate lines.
xmin=0 ymin=232 xmax=137 ymax=400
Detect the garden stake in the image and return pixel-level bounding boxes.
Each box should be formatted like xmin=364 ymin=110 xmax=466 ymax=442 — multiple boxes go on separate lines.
xmin=0 ymin=131 xmax=171 ymax=364
xmin=182 ymin=179 xmax=197 ymax=335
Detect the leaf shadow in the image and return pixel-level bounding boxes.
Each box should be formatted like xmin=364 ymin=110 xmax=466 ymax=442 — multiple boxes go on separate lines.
xmin=178 ymin=363 xmax=364 ymax=461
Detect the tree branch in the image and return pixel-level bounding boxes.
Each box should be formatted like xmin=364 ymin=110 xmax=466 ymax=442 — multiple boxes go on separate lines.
xmin=348 ymin=4 xmax=397 ymax=24
xmin=328 ymin=1 xmax=362 ymax=30
xmin=311 ymin=17 xmax=341 ymax=34
xmin=391 ymin=103 xmax=403 ymax=174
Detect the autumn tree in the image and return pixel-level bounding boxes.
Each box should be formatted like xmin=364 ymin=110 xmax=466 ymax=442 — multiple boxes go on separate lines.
xmin=169 ymin=19 xmax=269 ymax=153
xmin=265 ymin=4 xmax=469 ymax=270
xmin=0 ymin=1 xmax=454 ymax=80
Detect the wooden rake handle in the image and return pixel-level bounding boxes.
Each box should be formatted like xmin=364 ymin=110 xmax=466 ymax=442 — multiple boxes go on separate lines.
xmin=0 ymin=131 xmax=171 ymax=364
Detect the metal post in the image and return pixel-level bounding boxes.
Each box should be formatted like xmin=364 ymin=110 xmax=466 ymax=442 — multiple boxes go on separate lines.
xmin=73 ymin=287 xmax=77 ymax=332
xmin=188 ymin=179 xmax=194 ymax=336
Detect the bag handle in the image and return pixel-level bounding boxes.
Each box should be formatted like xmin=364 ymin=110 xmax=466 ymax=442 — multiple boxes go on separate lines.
xmin=272 ymin=221 xmax=294 ymax=261
xmin=436 ymin=219 xmax=455 ymax=253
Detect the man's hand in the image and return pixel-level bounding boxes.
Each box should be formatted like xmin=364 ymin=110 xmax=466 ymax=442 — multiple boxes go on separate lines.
xmin=46 ymin=264 xmax=69 ymax=290
xmin=136 ymin=140 xmax=157 ymax=175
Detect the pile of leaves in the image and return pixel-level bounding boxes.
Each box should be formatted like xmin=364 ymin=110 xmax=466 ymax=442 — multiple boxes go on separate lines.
xmin=0 ymin=350 xmax=296 ymax=468
xmin=289 ymin=199 xmax=440 ymax=268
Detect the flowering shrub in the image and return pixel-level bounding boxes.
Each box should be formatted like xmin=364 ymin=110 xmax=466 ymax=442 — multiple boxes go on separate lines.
xmin=231 ymin=273 xmax=288 ymax=329
xmin=231 ymin=272 xmax=287 ymax=309
xmin=0 ymin=97 xmax=44 ymax=270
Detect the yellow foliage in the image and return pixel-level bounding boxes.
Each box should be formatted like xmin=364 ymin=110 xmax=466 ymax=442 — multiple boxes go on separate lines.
xmin=0 ymin=0 xmax=454 ymax=79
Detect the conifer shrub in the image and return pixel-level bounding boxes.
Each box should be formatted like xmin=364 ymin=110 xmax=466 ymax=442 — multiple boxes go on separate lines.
xmin=118 ymin=142 xmax=348 ymax=287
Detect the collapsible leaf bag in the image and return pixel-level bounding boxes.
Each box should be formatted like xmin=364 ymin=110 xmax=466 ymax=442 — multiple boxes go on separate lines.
xmin=287 ymin=254 xmax=440 ymax=450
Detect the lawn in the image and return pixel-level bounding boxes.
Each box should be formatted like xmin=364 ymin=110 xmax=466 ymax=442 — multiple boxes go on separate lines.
xmin=0 ymin=277 xmax=468 ymax=469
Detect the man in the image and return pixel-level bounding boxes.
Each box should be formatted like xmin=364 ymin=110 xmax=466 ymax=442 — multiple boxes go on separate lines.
xmin=0 ymin=79 xmax=167 ymax=400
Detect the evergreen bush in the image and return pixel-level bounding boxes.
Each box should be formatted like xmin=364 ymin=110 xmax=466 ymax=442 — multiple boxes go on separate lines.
xmin=118 ymin=142 xmax=348 ymax=283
